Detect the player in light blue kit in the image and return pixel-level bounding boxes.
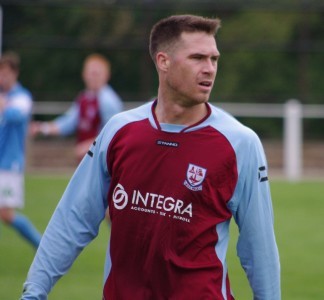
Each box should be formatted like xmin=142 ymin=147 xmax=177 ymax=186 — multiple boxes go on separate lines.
xmin=0 ymin=51 xmax=41 ymax=249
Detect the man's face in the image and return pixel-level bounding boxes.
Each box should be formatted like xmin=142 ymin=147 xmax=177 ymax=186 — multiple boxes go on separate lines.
xmin=82 ymin=59 xmax=109 ymax=92
xmin=163 ymin=31 xmax=220 ymax=106
xmin=0 ymin=65 xmax=18 ymax=92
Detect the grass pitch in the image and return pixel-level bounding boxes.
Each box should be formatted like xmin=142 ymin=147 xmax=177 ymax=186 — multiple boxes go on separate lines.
xmin=0 ymin=175 xmax=323 ymax=299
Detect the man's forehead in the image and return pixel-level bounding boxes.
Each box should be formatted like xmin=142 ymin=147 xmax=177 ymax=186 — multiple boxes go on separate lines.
xmin=84 ymin=61 xmax=107 ymax=72
xmin=178 ymin=31 xmax=219 ymax=54
xmin=0 ymin=64 xmax=12 ymax=71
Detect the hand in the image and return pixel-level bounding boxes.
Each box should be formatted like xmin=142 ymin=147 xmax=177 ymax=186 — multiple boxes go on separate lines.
xmin=29 ymin=121 xmax=52 ymax=136
xmin=29 ymin=121 xmax=43 ymax=136
xmin=30 ymin=121 xmax=60 ymax=137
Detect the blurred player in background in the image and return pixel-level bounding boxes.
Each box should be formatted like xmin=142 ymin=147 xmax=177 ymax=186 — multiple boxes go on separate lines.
xmin=21 ymin=15 xmax=280 ymax=299
xmin=0 ymin=51 xmax=42 ymax=249
xmin=30 ymin=53 xmax=123 ymax=162
xmin=31 ymin=53 xmax=122 ymax=223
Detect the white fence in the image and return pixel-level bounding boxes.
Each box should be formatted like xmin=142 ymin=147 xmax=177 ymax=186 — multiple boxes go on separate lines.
xmin=33 ymin=99 xmax=324 ymax=181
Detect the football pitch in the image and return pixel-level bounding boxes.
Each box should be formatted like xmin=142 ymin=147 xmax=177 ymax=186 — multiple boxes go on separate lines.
xmin=0 ymin=175 xmax=323 ymax=299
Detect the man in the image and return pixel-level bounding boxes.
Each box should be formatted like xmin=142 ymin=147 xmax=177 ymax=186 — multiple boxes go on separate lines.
xmin=30 ymin=53 xmax=123 ymax=161
xmin=21 ymin=15 xmax=280 ymax=299
xmin=0 ymin=51 xmax=42 ymax=249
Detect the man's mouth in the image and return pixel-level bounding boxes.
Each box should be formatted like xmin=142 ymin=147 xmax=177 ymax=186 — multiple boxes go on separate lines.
xmin=199 ymin=81 xmax=212 ymax=88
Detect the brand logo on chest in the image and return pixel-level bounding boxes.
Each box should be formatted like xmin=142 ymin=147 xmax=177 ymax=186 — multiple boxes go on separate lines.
xmin=156 ymin=140 xmax=179 ymax=147
xmin=184 ymin=163 xmax=207 ymax=191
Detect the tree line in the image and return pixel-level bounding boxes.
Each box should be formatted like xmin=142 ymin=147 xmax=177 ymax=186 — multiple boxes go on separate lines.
xmin=1 ymin=2 xmax=323 ymax=138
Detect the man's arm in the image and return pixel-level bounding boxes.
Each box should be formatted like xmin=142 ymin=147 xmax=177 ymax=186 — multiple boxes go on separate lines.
xmin=30 ymin=103 xmax=79 ymax=137
xmin=0 ymin=93 xmax=32 ymax=123
xmin=21 ymin=129 xmax=110 ymax=299
xmin=228 ymin=131 xmax=281 ymax=299
xmin=53 ymin=102 xmax=79 ymax=135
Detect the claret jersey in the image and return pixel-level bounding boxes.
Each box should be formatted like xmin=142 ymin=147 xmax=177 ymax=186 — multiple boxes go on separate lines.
xmin=76 ymin=91 xmax=101 ymax=143
xmin=104 ymin=103 xmax=237 ymax=299
xmin=22 ymin=101 xmax=280 ymax=300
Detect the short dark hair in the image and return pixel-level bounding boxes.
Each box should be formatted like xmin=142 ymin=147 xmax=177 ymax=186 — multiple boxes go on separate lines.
xmin=0 ymin=51 xmax=20 ymax=73
xmin=149 ymin=15 xmax=221 ymax=64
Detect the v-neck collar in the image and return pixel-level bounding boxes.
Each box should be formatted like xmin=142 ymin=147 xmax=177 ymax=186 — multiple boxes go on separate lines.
xmin=151 ymin=99 xmax=211 ymax=133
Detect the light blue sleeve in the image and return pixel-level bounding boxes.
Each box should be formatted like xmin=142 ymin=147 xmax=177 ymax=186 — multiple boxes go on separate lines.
xmin=21 ymin=128 xmax=111 ymax=299
xmin=3 ymin=106 xmax=29 ymax=123
xmin=53 ymin=102 xmax=79 ymax=136
xmin=98 ymin=85 xmax=123 ymax=127
xmin=227 ymin=131 xmax=281 ymax=300
xmin=2 ymin=93 xmax=32 ymax=123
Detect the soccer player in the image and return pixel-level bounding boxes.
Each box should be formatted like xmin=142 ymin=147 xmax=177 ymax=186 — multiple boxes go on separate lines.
xmin=21 ymin=15 xmax=280 ymax=299
xmin=30 ymin=53 xmax=123 ymax=162
xmin=0 ymin=51 xmax=42 ymax=249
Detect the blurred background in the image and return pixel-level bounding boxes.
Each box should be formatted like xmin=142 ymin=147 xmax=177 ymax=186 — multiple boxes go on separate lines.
xmin=1 ymin=0 xmax=323 ymax=179
xmin=1 ymin=2 xmax=324 ymax=299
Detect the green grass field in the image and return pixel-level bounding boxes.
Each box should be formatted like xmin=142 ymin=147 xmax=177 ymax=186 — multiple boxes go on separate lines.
xmin=1 ymin=175 xmax=323 ymax=299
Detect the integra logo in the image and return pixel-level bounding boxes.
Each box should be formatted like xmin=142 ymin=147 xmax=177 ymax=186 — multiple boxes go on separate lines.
xmin=112 ymin=183 xmax=192 ymax=222
xmin=156 ymin=140 xmax=179 ymax=147
xmin=112 ymin=184 xmax=128 ymax=209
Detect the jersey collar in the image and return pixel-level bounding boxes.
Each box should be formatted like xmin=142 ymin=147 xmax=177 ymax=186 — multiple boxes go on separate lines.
xmin=151 ymin=99 xmax=211 ymax=133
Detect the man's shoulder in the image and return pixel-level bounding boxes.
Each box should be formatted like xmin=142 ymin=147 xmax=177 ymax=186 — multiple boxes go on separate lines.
xmin=103 ymin=101 xmax=152 ymax=131
xmin=10 ymin=83 xmax=32 ymax=101
xmin=100 ymin=85 xmax=122 ymax=101
xmin=97 ymin=102 xmax=152 ymax=149
xmin=113 ymin=101 xmax=151 ymax=121
xmin=208 ymin=103 xmax=260 ymax=143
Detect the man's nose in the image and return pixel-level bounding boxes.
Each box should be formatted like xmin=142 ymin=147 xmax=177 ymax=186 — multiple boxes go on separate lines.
xmin=202 ymin=59 xmax=217 ymax=74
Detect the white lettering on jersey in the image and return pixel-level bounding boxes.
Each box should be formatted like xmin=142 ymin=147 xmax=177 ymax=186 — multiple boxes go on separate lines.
xmin=131 ymin=189 xmax=192 ymax=218
xmin=112 ymin=183 xmax=193 ymax=222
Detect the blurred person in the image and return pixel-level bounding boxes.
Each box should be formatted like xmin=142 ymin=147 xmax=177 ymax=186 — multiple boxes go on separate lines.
xmin=21 ymin=15 xmax=280 ymax=299
xmin=31 ymin=53 xmax=122 ymax=222
xmin=0 ymin=51 xmax=42 ymax=249
xmin=30 ymin=53 xmax=123 ymax=162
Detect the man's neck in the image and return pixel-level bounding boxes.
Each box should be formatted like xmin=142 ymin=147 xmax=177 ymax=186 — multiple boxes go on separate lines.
xmin=155 ymin=96 xmax=208 ymax=126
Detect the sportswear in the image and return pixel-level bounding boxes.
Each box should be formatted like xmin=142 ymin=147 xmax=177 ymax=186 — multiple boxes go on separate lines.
xmin=21 ymin=101 xmax=280 ymax=300
xmin=0 ymin=171 xmax=24 ymax=208
xmin=0 ymin=82 xmax=41 ymax=248
xmin=0 ymin=82 xmax=32 ymax=172
xmin=75 ymin=90 xmax=101 ymax=143
xmin=54 ymin=85 xmax=123 ymax=137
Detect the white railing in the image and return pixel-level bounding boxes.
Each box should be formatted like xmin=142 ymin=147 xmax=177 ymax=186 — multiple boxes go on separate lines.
xmin=33 ymin=99 xmax=324 ymax=181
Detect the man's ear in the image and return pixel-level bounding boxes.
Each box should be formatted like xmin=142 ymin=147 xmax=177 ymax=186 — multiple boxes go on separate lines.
xmin=156 ymin=52 xmax=170 ymax=72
